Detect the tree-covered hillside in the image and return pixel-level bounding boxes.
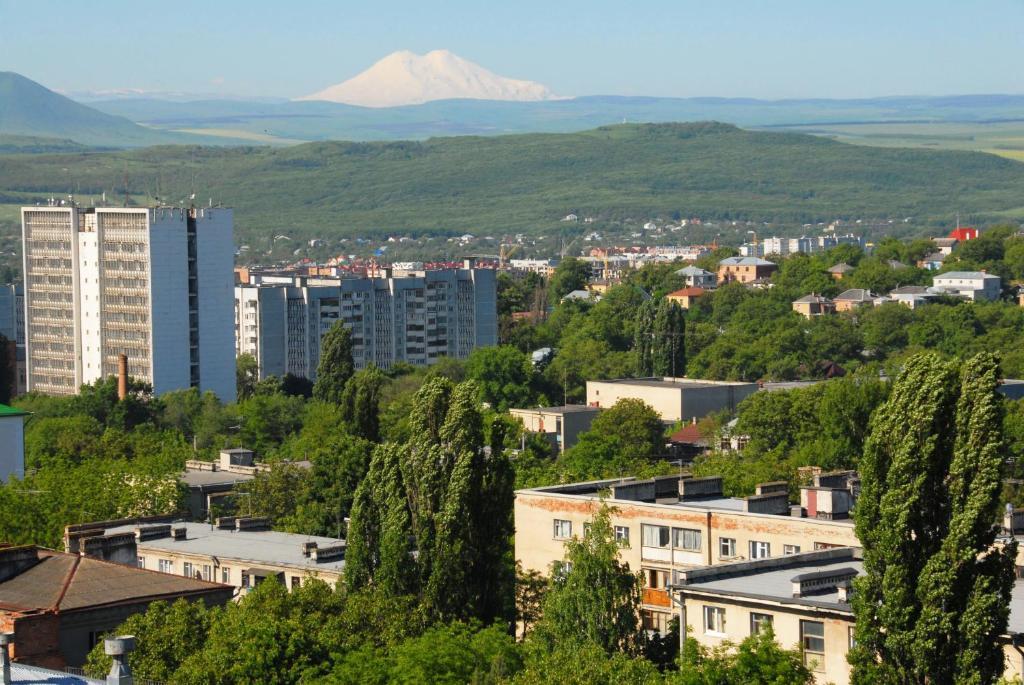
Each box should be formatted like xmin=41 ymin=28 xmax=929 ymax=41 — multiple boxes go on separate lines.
xmin=1 ymin=123 xmax=1023 ymax=244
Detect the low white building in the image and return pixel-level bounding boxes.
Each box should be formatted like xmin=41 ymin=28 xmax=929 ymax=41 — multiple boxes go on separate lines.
xmin=675 ymin=266 xmax=717 ymax=289
xmin=932 ymin=271 xmax=1001 ymax=301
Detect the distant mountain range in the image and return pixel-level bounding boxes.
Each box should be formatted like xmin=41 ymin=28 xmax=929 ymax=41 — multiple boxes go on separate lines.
xmin=4 ymin=66 xmax=1024 ymax=148
xmin=298 ymin=50 xmax=560 ymax=107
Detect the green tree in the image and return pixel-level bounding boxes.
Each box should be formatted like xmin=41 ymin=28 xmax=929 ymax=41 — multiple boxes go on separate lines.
xmin=340 ymin=365 xmax=386 ymax=441
xmin=533 ymin=503 xmax=644 ymax=656
xmin=651 ymin=299 xmax=686 ymax=377
xmin=549 ymin=257 xmax=591 ymax=301
xmin=313 ymin=321 xmax=355 ymax=404
xmin=633 ymin=299 xmax=657 ymax=376
xmin=669 ymin=628 xmax=813 ymax=685
xmin=850 ymin=352 xmax=1017 ymax=685
xmin=84 ymin=599 xmax=212 ymax=681
xmin=589 ymin=398 xmax=665 ymax=460
xmin=236 ymin=353 xmax=259 ymax=401
xmin=465 ymin=346 xmax=536 ymax=412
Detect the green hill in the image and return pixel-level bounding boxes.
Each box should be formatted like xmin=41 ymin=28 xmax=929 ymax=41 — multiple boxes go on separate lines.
xmin=1 ymin=122 xmax=1023 ymax=242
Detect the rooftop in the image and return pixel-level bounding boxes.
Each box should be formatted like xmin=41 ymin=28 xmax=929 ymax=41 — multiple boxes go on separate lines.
xmin=510 ymin=405 xmax=600 ymax=415
xmin=9 ymin=662 xmax=101 ymax=684
xmin=828 ymin=263 xmax=855 ymax=273
xmin=934 ymin=271 xmax=1000 ymax=280
xmin=676 ymin=266 xmax=713 ymax=276
xmin=834 ymin=288 xmax=875 ymax=302
xmin=589 ymin=377 xmax=756 ymax=390
xmin=104 ymin=520 xmax=347 ymax=575
xmin=793 ymin=294 xmax=832 ymax=304
xmin=719 ymin=257 xmax=776 ymax=267
xmin=0 ymin=547 xmax=227 ymax=613
xmin=180 ymin=469 xmax=255 ymax=488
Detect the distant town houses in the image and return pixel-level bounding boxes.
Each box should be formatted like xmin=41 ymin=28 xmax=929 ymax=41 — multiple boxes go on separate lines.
xmin=793 ymin=270 xmax=1003 ymax=315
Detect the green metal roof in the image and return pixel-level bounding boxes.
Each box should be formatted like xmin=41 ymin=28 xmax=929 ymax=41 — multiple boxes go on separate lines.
xmin=0 ymin=403 xmax=29 ymax=417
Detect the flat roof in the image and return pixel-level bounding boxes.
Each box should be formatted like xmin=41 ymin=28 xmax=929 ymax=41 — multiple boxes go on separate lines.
xmin=180 ymin=470 xmax=255 ymax=488
xmin=105 ymin=521 xmax=346 ymax=575
xmin=673 ymin=496 xmax=747 ymax=512
xmin=589 ymin=377 xmax=755 ymax=390
xmin=11 ymin=662 xmax=101 ymax=684
xmin=510 ymin=405 xmax=600 ymax=415
xmin=688 ymin=557 xmax=862 ymax=611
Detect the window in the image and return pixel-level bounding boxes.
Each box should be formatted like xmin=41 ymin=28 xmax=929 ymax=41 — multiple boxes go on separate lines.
xmin=291 ymin=576 xmax=301 ymax=590
xmin=553 ymin=519 xmax=572 ymax=539
xmin=814 ymin=541 xmax=843 ymax=551
xmin=136 ymin=556 xmax=145 ymax=569
xmin=553 ymin=560 xmax=574 ymax=579
xmin=614 ymin=526 xmax=630 ymax=546
xmin=158 ymin=559 xmax=173 ymax=574
xmin=750 ymin=612 xmax=773 ymax=635
xmin=749 ymin=541 xmax=771 ymax=559
xmin=673 ymin=527 xmax=702 ymax=551
xmin=646 ymin=568 xmax=670 ymax=589
xmin=703 ymin=606 xmax=726 ymax=635
xmin=183 ymin=562 xmax=194 ymax=578
xmin=719 ymin=537 xmax=737 ymax=559
xmin=783 ymin=544 xmax=801 ymax=555
xmin=642 ymin=524 xmax=670 ymax=548
xmin=848 ymin=626 xmax=856 ymax=650
xmin=221 ymin=567 xmax=231 ymax=584
xmin=202 ymin=564 xmax=212 ymax=581
xmin=642 ymin=610 xmax=669 ymax=633
xmin=800 ymin=620 xmax=825 ymax=671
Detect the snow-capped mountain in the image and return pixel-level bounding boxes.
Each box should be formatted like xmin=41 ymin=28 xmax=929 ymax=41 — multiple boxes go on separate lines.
xmin=297 ymin=49 xmax=561 ymax=107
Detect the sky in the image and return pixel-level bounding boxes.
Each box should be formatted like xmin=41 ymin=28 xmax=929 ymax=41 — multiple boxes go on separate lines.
xmin=1 ymin=0 xmax=1021 ymax=100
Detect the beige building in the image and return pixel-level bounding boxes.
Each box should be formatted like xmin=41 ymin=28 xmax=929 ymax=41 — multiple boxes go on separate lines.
xmin=586 ymin=378 xmax=758 ymax=423
xmin=792 ymin=295 xmax=835 ymax=318
xmin=674 ymin=547 xmax=1024 ymax=685
xmin=717 ymin=257 xmax=777 ymax=285
xmin=68 ymin=517 xmax=345 ymax=593
xmin=665 ymin=287 xmax=706 ymax=309
xmin=833 ymin=289 xmax=877 ymax=312
xmin=514 ymin=473 xmax=860 ymax=635
xmin=508 ymin=405 xmax=600 ymax=453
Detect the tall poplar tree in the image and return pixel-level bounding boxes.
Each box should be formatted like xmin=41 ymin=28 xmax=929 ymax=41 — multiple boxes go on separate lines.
xmin=340 ymin=364 xmax=385 ymax=442
xmin=344 ymin=376 xmax=515 ymax=622
xmin=312 ymin=322 xmax=355 ymax=404
xmin=850 ymin=352 xmax=1016 ymax=685
xmin=651 ymin=299 xmax=686 ymax=377
xmin=633 ymin=299 xmax=656 ymax=376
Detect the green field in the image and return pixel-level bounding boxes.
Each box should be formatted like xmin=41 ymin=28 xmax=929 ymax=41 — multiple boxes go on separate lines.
xmin=771 ymin=120 xmax=1024 ymax=160
xmin=1 ymin=122 xmax=1023 ymax=254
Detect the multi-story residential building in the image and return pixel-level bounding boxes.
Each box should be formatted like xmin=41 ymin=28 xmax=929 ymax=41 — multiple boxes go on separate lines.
xmin=514 ymin=472 xmax=861 ymax=636
xmin=674 ymin=547 xmax=1024 ymax=685
xmin=586 ymin=377 xmax=758 ymax=423
xmin=932 ymin=270 xmax=1001 ymax=301
xmin=68 ymin=517 xmax=346 ymax=593
xmin=21 ymin=204 xmax=235 ymax=400
xmin=0 ymin=284 xmax=26 ymax=395
xmin=717 ymin=257 xmax=778 ymax=284
xmin=235 ymin=260 xmax=496 ymax=377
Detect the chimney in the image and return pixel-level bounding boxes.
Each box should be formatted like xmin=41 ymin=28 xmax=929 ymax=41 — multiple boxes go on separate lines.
xmin=0 ymin=632 xmax=11 ymax=685
xmin=105 ymin=635 xmax=136 ymax=685
xmin=117 ymin=354 xmax=128 ymax=401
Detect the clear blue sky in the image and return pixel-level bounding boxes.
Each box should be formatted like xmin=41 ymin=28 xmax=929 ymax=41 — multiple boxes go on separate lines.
xmin=1 ymin=0 xmax=1021 ymax=99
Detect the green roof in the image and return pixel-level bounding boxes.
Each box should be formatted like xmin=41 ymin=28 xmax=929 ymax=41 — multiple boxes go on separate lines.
xmin=0 ymin=404 xmax=29 ymax=417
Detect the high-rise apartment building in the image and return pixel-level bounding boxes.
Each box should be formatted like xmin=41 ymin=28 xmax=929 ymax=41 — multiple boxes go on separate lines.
xmin=21 ymin=204 xmax=235 ymax=401
xmin=235 ymin=261 xmax=497 ymax=377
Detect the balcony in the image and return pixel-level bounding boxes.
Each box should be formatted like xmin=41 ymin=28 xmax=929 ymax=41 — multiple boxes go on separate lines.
xmin=642 ymin=588 xmax=672 ymax=608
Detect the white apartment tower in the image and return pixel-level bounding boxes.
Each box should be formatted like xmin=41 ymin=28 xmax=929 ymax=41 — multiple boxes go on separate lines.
xmin=22 ymin=204 xmax=235 ymax=401
xmin=235 ymin=263 xmax=497 ymax=378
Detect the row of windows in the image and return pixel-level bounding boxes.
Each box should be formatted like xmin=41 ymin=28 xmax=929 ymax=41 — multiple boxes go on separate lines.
xmin=553 ymin=519 xmax=631 ymax=545
xmin=701 ymin=607 xmax=831 ymax=672
xmin=146 ymin=557 xmax=233 ymax=584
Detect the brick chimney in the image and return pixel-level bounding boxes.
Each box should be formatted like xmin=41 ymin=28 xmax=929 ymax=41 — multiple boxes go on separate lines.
xmin=0 ymin=632 xmax=11 ymax=685
xmin=117 ymin=354 xmax=128 ymax=401
xmin=105 ymin=635 xmax=136 ymax=685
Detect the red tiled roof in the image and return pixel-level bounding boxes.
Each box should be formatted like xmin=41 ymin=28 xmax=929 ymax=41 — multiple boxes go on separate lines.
xmin=669 ymin=423 xmax=707 ymax=445
xmin=667 ymin=287 xmax=706 ymax=298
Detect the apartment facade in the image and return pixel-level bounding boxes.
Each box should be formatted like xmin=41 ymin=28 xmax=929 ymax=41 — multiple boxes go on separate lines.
xmin=717 ymin=257 xmax=778 ymax=284
xmin=0 ymin=284 xmax=26 ymax=395
xmin=675 ymin=548 xmax=1024 ymax=685
xmin=514 ymin=474 xmax=860 ymax=636
xmin=235 ymin=262 xmax=497 ymax=377
xmin=932 ymin=271 xmax=1001 ymax=301
xmin=21 ymin=205 xmax=235 ymax=400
